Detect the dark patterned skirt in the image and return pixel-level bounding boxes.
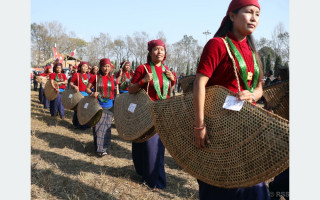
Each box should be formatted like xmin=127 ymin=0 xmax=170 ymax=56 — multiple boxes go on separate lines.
xmin=93 ymin=108 xmax=113 ymax=154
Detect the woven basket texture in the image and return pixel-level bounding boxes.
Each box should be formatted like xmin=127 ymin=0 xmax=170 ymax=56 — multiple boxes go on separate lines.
xmin=44 ymin=80 xmax=59 ymax=101
xmin=61 ymin=89 xmax=84 ymax=110
xmin=150 ymin=85 xmax=289 ymax=188
xmin=37 ymin=77 xmax=48 ymax=88
xmin=263 ymin=81 xmax=289 ymax=120
xmin=36 ymin=76 xmax=45 ymax=83
xmin=77 ymin=96 xmax=103 ymax=126
xmin=41 ymin=79 xmax=48 ymax=88
xmin=114 ymin=89 xmax=156 ymax=142
xmin=180 ymin=75 xmax=195 ymax=93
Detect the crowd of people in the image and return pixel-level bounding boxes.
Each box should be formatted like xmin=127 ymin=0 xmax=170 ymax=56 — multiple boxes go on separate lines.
xmin=31 ymin=0 xmax=289 ymax=199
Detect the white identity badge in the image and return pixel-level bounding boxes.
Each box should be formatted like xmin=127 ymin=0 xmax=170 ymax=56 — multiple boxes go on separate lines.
xmin=84 ymin=103 xmax=89 ymax=109
xmin=128 ymin=103 xmax=137 ymax=113
xmin=222 ymin=95 xmax=245 ymax=111
xmin=68 ymin=94 xmax=73 ymax=98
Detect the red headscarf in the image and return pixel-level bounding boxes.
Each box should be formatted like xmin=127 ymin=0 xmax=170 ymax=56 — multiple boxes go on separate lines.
xmin=147 ymin=39 xmax=166 ymax=63
xmin=78 ymin=61 xmax=89 ymax=69
xmin=99 ymin=58 xmax=111 ymax=67
xmin=214 ymin=0 xmax=260 ymax=37
xmin=44 ymin=65 xmax=52 ymax=73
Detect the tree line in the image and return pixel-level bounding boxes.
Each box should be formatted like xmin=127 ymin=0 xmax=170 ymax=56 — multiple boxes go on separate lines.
xmin=31 ymin=21 xmax=289 ymax=77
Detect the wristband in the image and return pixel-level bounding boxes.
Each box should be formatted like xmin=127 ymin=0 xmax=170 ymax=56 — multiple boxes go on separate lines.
xmin=194 ymin=123 xmax=206 ymax=130
xmin=89 ymin=91 xmax=93 ymax=96
xmin=138 ymin=79 xmax=145 ymax=88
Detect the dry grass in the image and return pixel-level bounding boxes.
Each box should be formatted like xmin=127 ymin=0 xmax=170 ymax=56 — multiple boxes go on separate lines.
xmin=31 ymin=90 xmax=199 ymax=200
xmin=31 ymin=90 xmax=285 ymax=200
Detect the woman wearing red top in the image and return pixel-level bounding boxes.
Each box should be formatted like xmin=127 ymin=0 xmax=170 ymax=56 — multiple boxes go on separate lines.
xmin=90 ymin=65 xmax=99 ymax=76
xmin=116 ymin=61 xmax=133 ymax=93
xmin=129 ymin=39 xmax=176 ymax=189
xmin=49 ymin=63 xmax=68 ymax=119
xmin=70 ymin=61 xmax=90 ymax=129
xmin=86 ymin=58 xmax=119 ymax=157
xmin=193 ymin=0 xmax=269 ymax=199
xmin=39 ymin=65 xmax=53 ymax=109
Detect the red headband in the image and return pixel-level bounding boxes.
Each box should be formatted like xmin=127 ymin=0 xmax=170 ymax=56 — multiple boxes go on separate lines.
xmin=214 ymin=0 xmax=260 ymax=37
xmin=45 ymin=65 xmax=52 ymax=70
xmin=147 ymin=39 xmax=167 ymax=63
xmin=99 ymin=58 xmax=111 ymax=67
xmin=147 ymin=39 xmax=166 ymax=52
xmin=78 ymin=61 xmax=89 ymax=69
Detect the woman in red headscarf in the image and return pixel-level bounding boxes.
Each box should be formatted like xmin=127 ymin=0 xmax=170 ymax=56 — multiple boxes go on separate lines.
xmin=49 ymin=63 xmax=68 ymax=119
xmin=193 ymin=0 xmax=270 ymax=199
xmin=90 ymin=65 xmax=99 ymax=76
xmin=70 ymin=61 xmax=90 ymax=129
xmin=129 ymin=39 xmax=176 ymax=189
xmin=39 ymin=65 xmax=53 ymax=109
xmin=86 ymin=58 xmax=119 ymax=157
xmin=116 ymin=61 xmax=133 ymax=93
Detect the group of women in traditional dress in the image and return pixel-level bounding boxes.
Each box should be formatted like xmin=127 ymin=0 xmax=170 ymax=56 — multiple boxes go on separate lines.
xmin=34 ymin=0 xmax=289 ymax=198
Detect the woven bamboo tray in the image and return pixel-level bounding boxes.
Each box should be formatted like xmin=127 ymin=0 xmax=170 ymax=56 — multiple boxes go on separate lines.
xmin=36 ymin=76 xmax=45 ymax=83
xmin=41 ymin=78 xmax=48 ymax=88
xmin=263 ymin=81 xmax=289 ymax=120
xmin=77 ymin=96 xmax=103 ymax=127
xmin=61 ymin=89 xmax=84 ymax=110
xmin=114 ymin=89 xmax=156 ymax=143
xmin=44 ymin=80 xmax=59 ymax=101
xmin=150 ymin=85 xmax=289 ymax=188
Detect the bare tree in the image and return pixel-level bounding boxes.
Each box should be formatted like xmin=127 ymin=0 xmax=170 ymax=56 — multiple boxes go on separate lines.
xmin=168 ymin=35 xmax=202 ymax=74
xmin=87 ymin=37 xmax=101 ymax=65
xmin=255 ymin=37 xmax=272 ymax=51
xmin=98 ymin=33 xmax=113 ymax=58
xmin=132 ymin=32 xmax=149 ymax=65
xmin=112 ymin=37 xmax=126 ymax=69
xmin=124 ymin=35 xmax=134 ymax=61
xmin=31 ymin=23 xmax=48 ymax=66
xmin=156 ymin=31 xmax=167 ymax=44
xmin=271 ymin=22 xmax=289 ymax=63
